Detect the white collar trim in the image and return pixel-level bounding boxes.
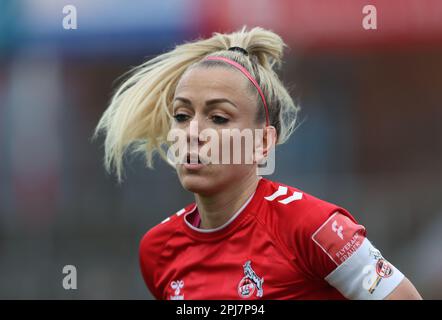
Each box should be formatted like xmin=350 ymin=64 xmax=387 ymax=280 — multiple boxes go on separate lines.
xmin=184 ymin=190 xmax=256 ymax=233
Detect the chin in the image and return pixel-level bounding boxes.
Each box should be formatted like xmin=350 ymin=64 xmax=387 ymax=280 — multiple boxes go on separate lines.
xmin=179 ymin=175 xmax=218 ymax=196
xmin=177 ymin=165 xmax=223 ymax=196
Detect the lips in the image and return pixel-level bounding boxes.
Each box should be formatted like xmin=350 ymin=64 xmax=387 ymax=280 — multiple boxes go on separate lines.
xmin=182 ymin=153 xmax=206 ymax=171
xmin=186 ymin=153 xmax=202 ymax=164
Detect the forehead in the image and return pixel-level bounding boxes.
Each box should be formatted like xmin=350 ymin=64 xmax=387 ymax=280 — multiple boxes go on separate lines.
xmin=174 ymin=66 xmax=254 ymax=102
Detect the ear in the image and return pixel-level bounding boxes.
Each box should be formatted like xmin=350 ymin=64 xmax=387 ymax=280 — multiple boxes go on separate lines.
xmin=254 ymin=125 xmax=277 ymax=164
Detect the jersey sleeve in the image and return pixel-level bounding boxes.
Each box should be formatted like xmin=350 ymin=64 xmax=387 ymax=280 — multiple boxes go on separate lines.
xmin=139 ymin=228 xmax=165 ymax=300
xmin=299 ymin=207 xmax=405 ymax=300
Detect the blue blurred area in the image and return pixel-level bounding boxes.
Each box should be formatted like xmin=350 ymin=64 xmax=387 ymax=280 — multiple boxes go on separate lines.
xmin=0 ymin=0 xmax=198 ymax=57
xmin=0 ymin=0 xmax=441 ymax=299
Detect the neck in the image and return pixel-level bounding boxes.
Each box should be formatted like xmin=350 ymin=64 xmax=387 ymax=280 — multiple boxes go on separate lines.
xmin=195 ymin=172 xmax=260 ymax=229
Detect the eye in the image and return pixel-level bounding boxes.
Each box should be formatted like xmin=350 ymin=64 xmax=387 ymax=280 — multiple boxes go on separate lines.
xmin=211 ymin=115 xmax=229 ymax=125
xmin=173 ymin=113 xmax=191 ymax=123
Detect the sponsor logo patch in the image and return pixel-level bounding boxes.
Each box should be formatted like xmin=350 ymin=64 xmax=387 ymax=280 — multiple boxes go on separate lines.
xmin=312 ymin=212 xmax=366 ymax=265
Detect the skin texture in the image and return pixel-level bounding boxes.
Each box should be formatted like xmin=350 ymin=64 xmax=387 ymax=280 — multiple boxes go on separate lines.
xmin=385 ymin=277 xmax=422 ymax=300
xmin=171 ymin=65 xmax=275 ymax=230
xmin=170 ymin=65 xmax=421 ymax=300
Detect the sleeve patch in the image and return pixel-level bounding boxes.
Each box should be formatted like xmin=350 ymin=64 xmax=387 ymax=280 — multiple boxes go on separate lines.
xmin=324 ymin=238 xmax=405 ymax=300
xmin=312 ymin=212 xmax=366 ymax=265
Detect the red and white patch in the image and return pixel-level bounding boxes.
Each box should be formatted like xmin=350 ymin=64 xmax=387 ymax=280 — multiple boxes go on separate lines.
xmin=376 ymin=259 xmax=393 ymax=278
xmin=237 ymin=278 xmax=255 ymax=298
xmin=312 ymin=212 xmax=366 ymax=265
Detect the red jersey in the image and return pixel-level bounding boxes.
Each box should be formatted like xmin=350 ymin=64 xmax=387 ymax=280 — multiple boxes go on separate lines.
xmin=139 ymin=178 xmax=404 ymax=300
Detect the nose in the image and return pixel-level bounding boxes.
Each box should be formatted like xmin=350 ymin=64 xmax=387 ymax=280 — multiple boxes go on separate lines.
xmin=186 ymin=117 xmax=206 ymax=148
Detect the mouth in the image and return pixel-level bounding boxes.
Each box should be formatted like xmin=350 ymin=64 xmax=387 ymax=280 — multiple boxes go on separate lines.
xmin=182 ymin=153 xmax=205 ymax=170
xmin=186 ymin=153 xmax=202 ymax=164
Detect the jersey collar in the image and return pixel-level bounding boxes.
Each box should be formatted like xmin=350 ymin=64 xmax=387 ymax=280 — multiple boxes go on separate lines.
xmin=182 ymin=177 xmax=267 ymax=241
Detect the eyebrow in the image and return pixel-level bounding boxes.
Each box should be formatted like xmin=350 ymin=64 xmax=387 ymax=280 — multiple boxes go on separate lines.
xmin=173 ymin=97 xmax=238 ymax=109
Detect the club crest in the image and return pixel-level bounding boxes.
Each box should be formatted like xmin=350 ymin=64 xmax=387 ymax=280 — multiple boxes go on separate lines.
xmin=237 ymin=260 xmax=264 ymax=298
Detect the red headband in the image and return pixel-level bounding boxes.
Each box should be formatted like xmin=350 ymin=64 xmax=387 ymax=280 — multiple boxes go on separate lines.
xmin=204 ymin=56 xmax=270 ymax=126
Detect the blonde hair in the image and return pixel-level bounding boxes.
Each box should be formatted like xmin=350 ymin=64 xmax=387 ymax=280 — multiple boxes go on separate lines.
xmin=94 ymin=26 xmax=300 ymax=181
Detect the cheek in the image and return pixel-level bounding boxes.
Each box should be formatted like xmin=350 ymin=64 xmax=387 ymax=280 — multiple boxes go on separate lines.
xmin=225 ymin=126 xmax=261 ymax=165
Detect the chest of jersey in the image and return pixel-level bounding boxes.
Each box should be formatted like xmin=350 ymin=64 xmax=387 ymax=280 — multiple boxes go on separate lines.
xmin=155 ymin=218 xmax=339 ymax=300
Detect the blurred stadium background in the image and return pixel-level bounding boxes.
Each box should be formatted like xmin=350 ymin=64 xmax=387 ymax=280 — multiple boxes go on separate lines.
xmin=0 ymin=0 xmax=441 ymax=299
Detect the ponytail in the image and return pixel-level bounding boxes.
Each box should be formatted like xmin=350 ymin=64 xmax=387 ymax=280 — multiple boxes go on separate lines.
xmin=94 ymin=26 xmax=299 ymax=181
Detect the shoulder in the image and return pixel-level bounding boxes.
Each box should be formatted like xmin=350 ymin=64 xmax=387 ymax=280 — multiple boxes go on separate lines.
xmin=138 ymin=203 xmax=195 ymax=299
xmin=260 ymin=178 xmax=357 ymax=233
xmin=259 ymin=179 xmax=362 ymax=260
xmin=139 ymin=203 xmax=194 ymax=255
xmin=259 ymin=179 xmax=366 ymax=279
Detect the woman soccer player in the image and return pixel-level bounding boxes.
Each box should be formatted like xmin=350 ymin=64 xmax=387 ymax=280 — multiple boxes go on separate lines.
xmin=95 ymin=27 xmax=421 ymax=300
